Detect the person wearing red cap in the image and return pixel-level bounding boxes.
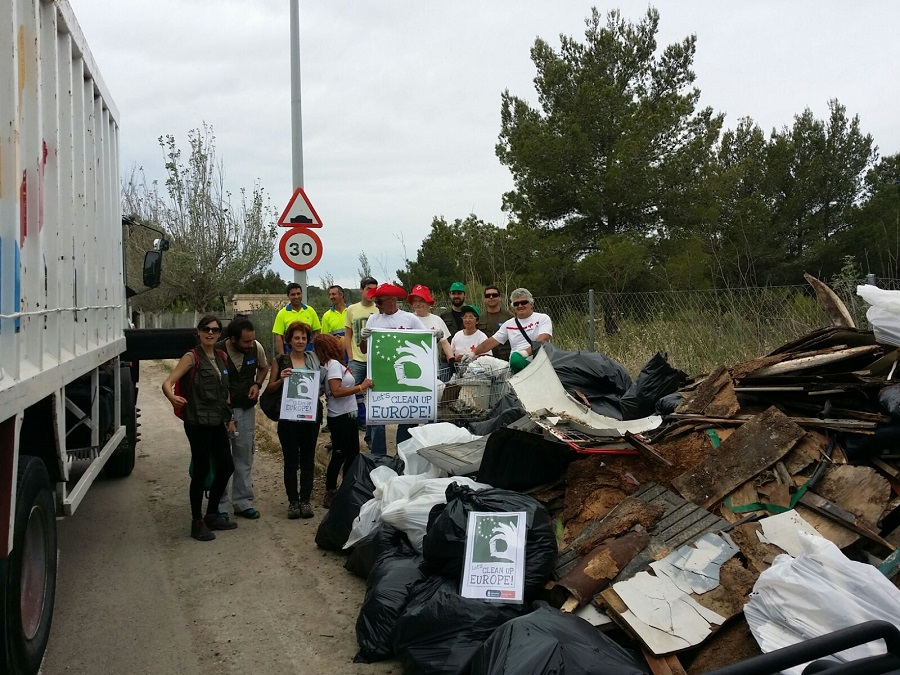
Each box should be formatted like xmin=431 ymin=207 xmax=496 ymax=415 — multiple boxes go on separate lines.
xmin=358 ymin=283 xmax=428 ymax=455
xmin=408 ymin=284 xmax=456 ymax=381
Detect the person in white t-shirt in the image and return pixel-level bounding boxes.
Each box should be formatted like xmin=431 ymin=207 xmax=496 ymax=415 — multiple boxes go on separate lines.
xmin=407 ymin=284 xmax=456 ymax=381
xmin=450 ymin=305 xmax=492 ymax=358
xmin=472 ymin=288 xmax=552 ymax=369
xmin=358 ymin=283 xmax=428 ymax=455
xmin=313 ymin=334 xmax=373 ymax=508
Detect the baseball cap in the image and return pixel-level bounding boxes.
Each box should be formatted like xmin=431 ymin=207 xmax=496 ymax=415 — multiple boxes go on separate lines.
xmin=460 ymin=305 xmax=480 ymax=318
xmin=449 ymin=281 xmax=466 ymax=292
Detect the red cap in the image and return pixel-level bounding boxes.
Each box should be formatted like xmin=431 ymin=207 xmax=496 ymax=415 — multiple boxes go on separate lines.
xmin=407 ymin=284 xmax=435 ymax=305
xmin=366 ymin=282 xmax=407 ymax=299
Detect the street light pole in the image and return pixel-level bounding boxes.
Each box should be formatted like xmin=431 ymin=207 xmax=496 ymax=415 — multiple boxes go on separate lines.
xmin=289 ymin=0 xmax=306 ymax=296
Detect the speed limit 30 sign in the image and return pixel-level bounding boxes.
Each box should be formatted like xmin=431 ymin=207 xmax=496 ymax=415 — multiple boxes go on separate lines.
xmin=279 ymin=227 xmax=323 ymax=271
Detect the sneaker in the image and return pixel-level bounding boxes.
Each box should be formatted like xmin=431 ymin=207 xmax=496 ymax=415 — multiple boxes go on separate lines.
xmin=205 ymin=513 xmax=238 ymax=530
xmin=288 ymin=501 xmax=302 ymax=519
xmin=323 ymin=489 xmax=337 ymax=508
xmin=235 ymin=507 xmax=260 ymax=519
xmin=191 ymin=518 xmax=215 ymax=541
xmin=300 ymin=501 xmax=314 ymax=518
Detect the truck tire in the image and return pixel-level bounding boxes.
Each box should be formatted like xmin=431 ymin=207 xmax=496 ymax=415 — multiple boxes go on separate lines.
xmin=104 ymin=367 xmax=137 ymax=478
xmin=1 ymin=456 xmax=58 ymax=675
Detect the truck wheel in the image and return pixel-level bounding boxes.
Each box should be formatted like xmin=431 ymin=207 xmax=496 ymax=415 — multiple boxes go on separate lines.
xmin=105 ymin=367 xmax=137 ymax=478
xmin=2 ymin=456 xmax=58 ymax=675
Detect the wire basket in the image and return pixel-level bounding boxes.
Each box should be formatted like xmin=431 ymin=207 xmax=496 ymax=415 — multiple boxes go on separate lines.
xmin=437 ymin=359 xmax=511 ymax=423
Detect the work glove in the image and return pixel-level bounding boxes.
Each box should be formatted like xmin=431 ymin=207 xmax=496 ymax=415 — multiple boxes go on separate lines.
xmin=460 ymin=352 xmax=475 ymax=365
xmin=359 ymin=327 xmax=373 ymax=342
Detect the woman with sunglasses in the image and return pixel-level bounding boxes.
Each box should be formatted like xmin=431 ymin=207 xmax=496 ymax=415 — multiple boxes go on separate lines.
xmin=162 ymin=315 xmax=237 ymax=541
xmin=471 ymin=288 xmax=553 ymax=369
xmin=266 ymin=321 xmax=322 ymax=519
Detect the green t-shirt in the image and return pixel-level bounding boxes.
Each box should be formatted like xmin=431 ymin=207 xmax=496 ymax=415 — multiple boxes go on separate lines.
xmin=321 ymin=307 xmax=347 ymax=335
xmin=272 ymin=304 xmax=321 ymax=338
xmin=344 ymin=301 xmax=378 ymax=362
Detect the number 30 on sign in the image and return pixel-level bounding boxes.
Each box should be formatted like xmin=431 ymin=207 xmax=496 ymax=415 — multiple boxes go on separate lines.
xmin=279 ymin=227 xmax=323 ymax=271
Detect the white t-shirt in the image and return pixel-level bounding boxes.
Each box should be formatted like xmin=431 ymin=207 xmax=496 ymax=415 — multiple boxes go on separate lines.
xmin=492 ymin=312 xmax=553 ymax=357
xmin=417 ymin=313 xmax=451 ymax=340
xmin=324 ymin=359 xmax=357 ymax=417
xmin=365 ymin=310 xmax=427 ymax=331
xmin=451 ymin=330 xmax=491 ymax=357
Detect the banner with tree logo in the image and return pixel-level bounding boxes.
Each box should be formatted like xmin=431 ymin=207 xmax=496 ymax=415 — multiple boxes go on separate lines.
xmin=366 ymin=329 xmax=437 ymax=425
xmin=461 ymin=511 xmax=526 ymax=604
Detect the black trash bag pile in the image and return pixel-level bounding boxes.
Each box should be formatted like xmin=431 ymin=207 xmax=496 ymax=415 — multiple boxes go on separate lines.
xmin=543 ymin=343 xmax=631 ymax=419
xmin=315 ymin=453 xmax=404 ymax=551
xmin=468 ymin=391 xmax=527 ymax=436
xmin=470 ymin=602 xmax=649 ymax=675
xmin=879 ymin=383 xmax=900 ymax=420
xmin=655 ymin=391 xmax=683 ymax=415
xmin=618 ymin=352 xmax=688 ymax=420
xmin=393 ymin=575 xmax=529 ymax=675
xmin=422 ymin=484 xmax=557 ymax=598
xmin=345 ymin=524 xmax=411 ymax=580
xmin=354 ymin=539 xmax=427 ymax=663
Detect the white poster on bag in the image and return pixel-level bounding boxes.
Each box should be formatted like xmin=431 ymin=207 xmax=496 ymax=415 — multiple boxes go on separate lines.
xmin=460 ymin=511 xmax=526 ymax=604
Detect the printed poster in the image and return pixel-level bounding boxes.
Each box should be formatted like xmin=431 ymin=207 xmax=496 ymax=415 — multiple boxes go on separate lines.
xmin=280 ymin=368 xmax=320 ymax=422
xmin=460 ymin=511 xmax=526 ymax=604
xmin=366 ymin=329 xmax=437 ymax=425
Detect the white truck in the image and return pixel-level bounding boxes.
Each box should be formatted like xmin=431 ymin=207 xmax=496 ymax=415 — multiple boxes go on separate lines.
xmin=1 ymin=2 xmax=175 ymax=672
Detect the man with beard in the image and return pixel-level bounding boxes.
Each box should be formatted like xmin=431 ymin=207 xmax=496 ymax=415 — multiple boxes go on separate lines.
xmin=439 ymin=281 xmax=467 ymax=337
xmin=476 ymin=284 xmax=513 ymax=361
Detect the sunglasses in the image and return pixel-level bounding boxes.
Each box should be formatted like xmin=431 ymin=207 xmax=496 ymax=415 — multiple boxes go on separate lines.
xmin=484 ymin=293 xmax=500 ymax=298
xmin=512 ymin=300 xmax=530 ymax=307
xmin=200 ymin=325 xmax=222 ymax=334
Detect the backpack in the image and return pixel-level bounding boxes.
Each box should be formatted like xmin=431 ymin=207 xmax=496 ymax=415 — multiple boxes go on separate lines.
xmin=173 ymin=348 xmax=228 ymax=419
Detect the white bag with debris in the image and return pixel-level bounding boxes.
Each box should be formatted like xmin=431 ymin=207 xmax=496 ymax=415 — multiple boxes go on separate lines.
xmin=744 ymin=531 xmax=900 ymax=675
xmin=380 ymin=476 xmax=491 ymax=551
xmin=397 ymin=422 xmax=482 ymax=477
xmin=858 ymin=284 xmax=900 ymax=347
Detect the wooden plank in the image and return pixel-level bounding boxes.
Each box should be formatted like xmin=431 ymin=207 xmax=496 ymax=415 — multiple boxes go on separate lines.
xmin=804 ymin=273 xmax=856 ymax=329
xmin=749 ymin=345 xmax=880 ymax=377
xmin=677 ymin=366 xmax=729 ymax=415
xmin=671 ymin=407 xmax=805 ymax=509
xmin=704 ymin=377 xmax=741 ymax=418
xmin=417 ymin=436 xmax=489 ymax=475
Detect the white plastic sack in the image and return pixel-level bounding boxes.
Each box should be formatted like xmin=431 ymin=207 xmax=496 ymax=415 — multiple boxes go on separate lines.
xmin=858 ymin=284 xmax=900 ymax=314
xmin=744 ymin=531 xmax=900 ymax=675
xmin=341 ymin=466 xmax=400 ymax=549
xmin=466 ymin=356 xmax=510 ymax=379
xmin=380 ymin=476 xmax=491 ymax=551
xmin=397 ymin=422 xmax=482 ymax=477
xmin=858 ymin=285 xmax=900 ymax=346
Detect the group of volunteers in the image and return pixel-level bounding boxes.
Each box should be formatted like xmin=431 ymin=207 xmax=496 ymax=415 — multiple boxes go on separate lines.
xmin=162 ymin=278 xmax=552 ymax=542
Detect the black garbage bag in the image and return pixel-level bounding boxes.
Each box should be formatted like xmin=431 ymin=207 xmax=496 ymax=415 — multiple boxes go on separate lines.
xmin=618 ymin=352 xmax=688 ymax=420
xmin=470 ymin=602 xmax=648 ymax=675
xmin=393 ymin=575 xmax=529 ymax=675
xmin=543 ymin=342 xmax=632 ymax=398
xmin=345 ymin=524 xmax=411 ymax=580
xmin=422 ymin=484 xmax=557 ymax=597
xmin=879 ymin=384 xmax=900 ymax=421
xmin=655 ymin=392 xmax=683 ymax=415
xmin=354 ymin=541 xmax=426 ymax=663
xmin=468 ymin=392 xmax=526 ymax=436
xmin=315 ymin=453 xmax=404 ymax=550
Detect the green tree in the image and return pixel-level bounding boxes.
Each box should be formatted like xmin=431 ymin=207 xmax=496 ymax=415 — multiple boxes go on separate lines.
xmin=123 ymin=124 xmax=277 ymax=311
xmin=496 ymin=7 xmax=722 ymax=250
xmin=237 ymin=270 xmax=288 ymax=294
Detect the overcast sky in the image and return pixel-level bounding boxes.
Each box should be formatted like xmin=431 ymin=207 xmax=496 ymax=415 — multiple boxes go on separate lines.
xmin=69 ymin=1 xmax=900 ymax=291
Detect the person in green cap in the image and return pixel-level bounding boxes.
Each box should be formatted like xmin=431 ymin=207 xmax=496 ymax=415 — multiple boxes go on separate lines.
xmin=440 ymin=281 xmax=467 ymax=337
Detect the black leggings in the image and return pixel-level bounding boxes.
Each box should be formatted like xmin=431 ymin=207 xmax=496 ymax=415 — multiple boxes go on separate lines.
xmin=184 ymin=422 xmax=235 ymax=520
xmin=325 ymin=413 xmax=360 ymax=490
xmin=277 ymin=420 xmax=319 ymax=502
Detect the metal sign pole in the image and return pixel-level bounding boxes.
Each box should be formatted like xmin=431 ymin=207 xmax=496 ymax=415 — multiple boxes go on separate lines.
xmin=290 ymin=0 xmax=306 ymax=296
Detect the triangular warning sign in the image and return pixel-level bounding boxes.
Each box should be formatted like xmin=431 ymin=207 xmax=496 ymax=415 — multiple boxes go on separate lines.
xmin=277 ymin=187 xmax=322 ymax=228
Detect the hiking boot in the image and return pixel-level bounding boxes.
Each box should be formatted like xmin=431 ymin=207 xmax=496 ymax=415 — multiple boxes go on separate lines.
xmin=205 ymin=513 xmax=238 ymax=530
xmin=323 ymin=489 xmax=337 ymax=509
xmin=288 ymin=501 xmax=302 ymax=519
xmin=191 ymin=518 xmax=216 ymax=541
xmin=300 ymin=501 xmax=314 ymax=518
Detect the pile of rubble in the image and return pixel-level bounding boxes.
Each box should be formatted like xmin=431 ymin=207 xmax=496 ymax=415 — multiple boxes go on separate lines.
xmin=317 ymin=277 xmax=900 ymax=674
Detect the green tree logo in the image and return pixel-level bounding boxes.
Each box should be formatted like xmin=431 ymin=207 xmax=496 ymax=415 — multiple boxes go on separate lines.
xmin=370 ymin=331 xmax=434 ymax=392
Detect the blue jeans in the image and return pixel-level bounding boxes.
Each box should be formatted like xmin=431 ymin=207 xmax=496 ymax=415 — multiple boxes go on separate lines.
xmin=348 ymin=360 xmax=371 ymax=447
xmin=369 ymin=423 xmax=416 ymax=456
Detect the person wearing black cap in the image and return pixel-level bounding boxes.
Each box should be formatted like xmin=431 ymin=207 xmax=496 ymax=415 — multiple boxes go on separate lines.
xmin=439 ymin=281 xmax=467 ymax=337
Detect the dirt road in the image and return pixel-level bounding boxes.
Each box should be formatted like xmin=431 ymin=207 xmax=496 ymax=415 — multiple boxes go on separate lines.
xmin=42 ymin=361 xmax=399 ymax=674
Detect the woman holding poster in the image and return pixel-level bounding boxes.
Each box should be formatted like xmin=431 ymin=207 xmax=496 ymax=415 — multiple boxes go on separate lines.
xmin=313 ymin=334 xmax=373 ymax=508
xmin=265 ymin=321 xmax=322 ymax=519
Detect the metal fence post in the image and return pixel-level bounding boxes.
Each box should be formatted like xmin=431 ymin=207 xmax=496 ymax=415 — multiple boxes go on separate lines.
xmin=588 ymin=289 xmax=595 ymax=352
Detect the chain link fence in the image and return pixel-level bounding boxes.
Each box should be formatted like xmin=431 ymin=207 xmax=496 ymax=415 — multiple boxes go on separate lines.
xmin=138 ymin=278 xmax=890 ymax=377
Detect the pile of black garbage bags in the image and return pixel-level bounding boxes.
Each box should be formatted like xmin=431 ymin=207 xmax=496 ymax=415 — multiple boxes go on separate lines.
xmin=317 ymin=455 xmax=649 ymax=675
